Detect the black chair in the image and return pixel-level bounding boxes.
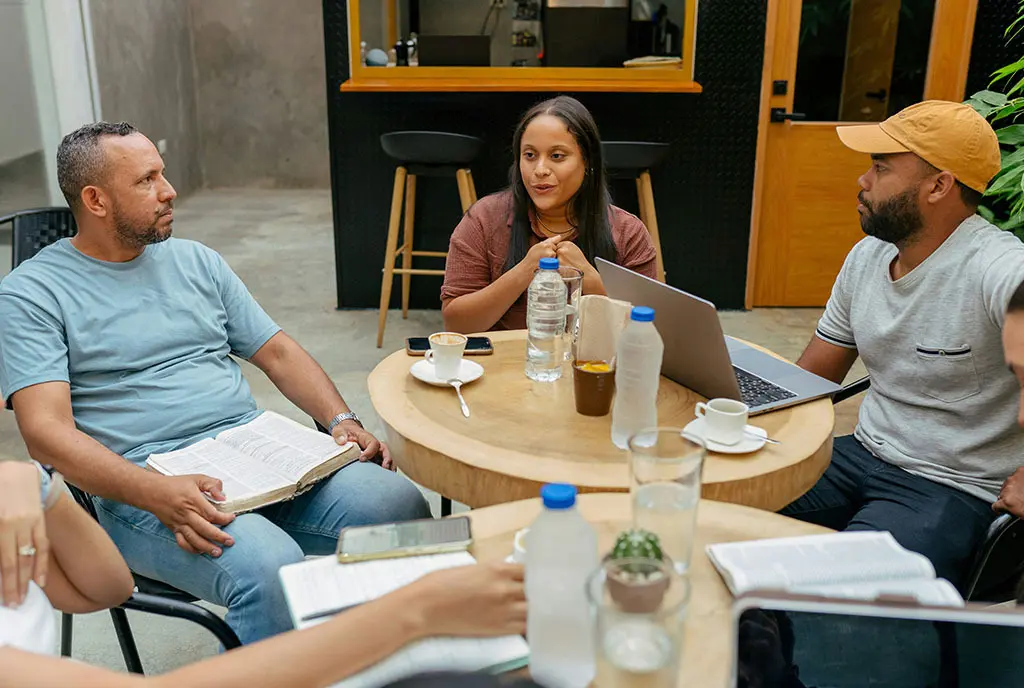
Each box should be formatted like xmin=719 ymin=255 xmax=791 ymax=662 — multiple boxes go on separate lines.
xmin=63 ymin=485 xmax=241 ymax=672
xmin=0 ymin=207 xmax=77 ymax=270
xmin=602 ymin=141 xmax=670 ymax=282
xmin=376 ymin=131 xmax=484 ymax=348
xmin=833 ymin=377 xmax=1024 ymax=602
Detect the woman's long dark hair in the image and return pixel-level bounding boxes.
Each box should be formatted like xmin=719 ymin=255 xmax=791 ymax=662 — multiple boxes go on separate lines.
xmin=503 ymin=96 xmax=616 ymax=273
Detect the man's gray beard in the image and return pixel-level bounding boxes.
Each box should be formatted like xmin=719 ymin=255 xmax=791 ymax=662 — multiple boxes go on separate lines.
xmin=114 ymin=215 xmax=170 ymax=250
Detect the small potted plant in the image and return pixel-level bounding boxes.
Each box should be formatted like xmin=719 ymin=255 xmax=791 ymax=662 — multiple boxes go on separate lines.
xmin=604 ymin=529 xmax=672 ymax=613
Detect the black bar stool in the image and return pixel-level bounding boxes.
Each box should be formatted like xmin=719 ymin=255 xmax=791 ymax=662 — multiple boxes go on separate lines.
xmin=602 ymin=141 xmax=670 ymax=282
xmin=377 ymin=131 xmax=483 ymax=348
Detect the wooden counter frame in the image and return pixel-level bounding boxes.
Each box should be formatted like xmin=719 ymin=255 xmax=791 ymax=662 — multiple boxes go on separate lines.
xmin=343 ymin=0 xmax=701 ymax=93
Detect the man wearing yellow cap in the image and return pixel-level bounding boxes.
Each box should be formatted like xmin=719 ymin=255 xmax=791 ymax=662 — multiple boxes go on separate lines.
xmin=782 ymin=101 xmax=1024 ymax=588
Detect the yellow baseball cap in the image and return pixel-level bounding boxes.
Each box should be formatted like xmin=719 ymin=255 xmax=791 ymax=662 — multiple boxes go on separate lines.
xmin=836 ymin=100 xmax=1001 ymax=193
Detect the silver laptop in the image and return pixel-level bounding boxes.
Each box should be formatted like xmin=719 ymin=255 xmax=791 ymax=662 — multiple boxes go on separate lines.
xmin=596 ymin=258 xmax=840 ymax=415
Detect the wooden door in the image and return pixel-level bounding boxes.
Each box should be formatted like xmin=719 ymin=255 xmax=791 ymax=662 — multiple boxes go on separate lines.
xmin=748 ymin=0 xmax=978 ymax=307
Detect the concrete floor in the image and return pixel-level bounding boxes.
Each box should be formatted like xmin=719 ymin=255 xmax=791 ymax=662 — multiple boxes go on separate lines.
xmin=0 ymin=189 xmax=864 ymax=675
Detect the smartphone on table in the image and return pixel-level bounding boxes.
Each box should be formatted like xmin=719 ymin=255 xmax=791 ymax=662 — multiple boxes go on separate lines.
xmin=336 ymin=515 xmax=473 ymax=563
xmin=406 ymin=336 xmax=493 ymax=356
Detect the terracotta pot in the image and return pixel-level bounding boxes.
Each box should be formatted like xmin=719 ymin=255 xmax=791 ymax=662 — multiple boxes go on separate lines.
xmin=604 ymin=557 xmax=672 ymax=613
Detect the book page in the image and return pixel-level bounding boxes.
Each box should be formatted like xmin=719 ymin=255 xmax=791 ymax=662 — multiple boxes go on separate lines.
xmin=216 ymin=411 xmax=352 ymax=483
xmin=792 ymin=577 xmax=964 ymax=607
xmin=146 ymin=438 xmax=292 ymax=503
xmin=278 ymin=553 xmax=529 ymax=688
xmin=706 ymin=532 xmax=936 ymax=596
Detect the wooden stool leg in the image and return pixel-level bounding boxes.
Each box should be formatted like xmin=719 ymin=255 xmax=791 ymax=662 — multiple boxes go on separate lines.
xmin=378 ymin=166 xmax=407 ymax=348
xmin=466 ymin=169 xmax=478 ymax=205
xmin=635 ymin=177 xmax=649 ymax=228
xmin=456 ymin=169 xmax=473 ymax=214
xmin=638 ymin=171 xmax=665 ymax=283
xmin=401 ymin=174 xmax=417 ymax=319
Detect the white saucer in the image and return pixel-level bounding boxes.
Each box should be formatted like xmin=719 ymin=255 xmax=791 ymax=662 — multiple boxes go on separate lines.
xmin=409 ymin=358 xmax=485 ymax=387
xmin=682 ymin=418 xmax=767 ymax=454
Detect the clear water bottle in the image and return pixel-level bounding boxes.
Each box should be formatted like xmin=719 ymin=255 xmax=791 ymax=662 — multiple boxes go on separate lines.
xmin=525 ymin=257 xmax=567 ymax=382
xmin=526 ymin=483 xmax=598 ymax=688
xmin=611 ymin=306 xmax=664 ymax=449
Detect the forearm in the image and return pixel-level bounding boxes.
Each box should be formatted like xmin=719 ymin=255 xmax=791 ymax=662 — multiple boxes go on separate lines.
xmin=17 ymin=420 xmax=163 ymax=509
xmin=581 ymin=268 xmax=606 ymax=296
xmin=151 ymin=585 xmax=428 ymax=688
xmin=0 ymin=648 xmax=142 ymax=688
xmin=443 ymin=264 xmax=534 ymax=333
xmin=44 ymin=493 xmax=133 ymax=613
xmin=254 ymin=334 xmax=348 ymax=427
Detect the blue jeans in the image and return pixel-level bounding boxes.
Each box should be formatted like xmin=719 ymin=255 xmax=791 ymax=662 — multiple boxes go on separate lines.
xmin=95 ymin=462 xmax=431 ymax=644
xmin=781 ymin=435 xmax=995 ymax=589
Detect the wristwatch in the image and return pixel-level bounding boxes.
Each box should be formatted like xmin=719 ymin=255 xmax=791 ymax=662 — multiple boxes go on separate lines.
xmin=35 ymin=462 xmax=64 ymax=511
xmin=327 ymin=411 xmax=362 ymax=434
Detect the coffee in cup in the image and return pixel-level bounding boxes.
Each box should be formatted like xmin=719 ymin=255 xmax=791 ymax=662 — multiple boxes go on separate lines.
xmin=425 ymin=332 xmax=467 ymax=380
xmin=573 ymin=360 xmax=615 ymax=416
xmin=694 ymin=398 xmax=749 ymax=445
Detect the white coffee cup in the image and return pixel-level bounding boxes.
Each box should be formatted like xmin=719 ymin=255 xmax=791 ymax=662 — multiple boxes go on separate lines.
xmin=511 ymin=527 xmax=529 ymax=563
xmin=424 ymin=332 xmax=467 ymax=381
xmin=695 ymin=398 xmax=749 ymax=445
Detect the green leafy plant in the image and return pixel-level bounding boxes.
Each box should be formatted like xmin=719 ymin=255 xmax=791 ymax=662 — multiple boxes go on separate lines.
xmin=965 ymin=1 xmax=1024 ymax=239
xmin=609 ymin=529 xmax=664 ymax=578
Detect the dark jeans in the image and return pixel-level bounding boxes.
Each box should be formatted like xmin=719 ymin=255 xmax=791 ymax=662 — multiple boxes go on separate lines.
xmin=781 ymin=435 xmax=995 ymax=588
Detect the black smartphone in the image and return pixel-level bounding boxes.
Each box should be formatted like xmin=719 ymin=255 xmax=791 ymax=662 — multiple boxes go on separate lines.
xmin=405 ymin=336 xmax=494 ymax=356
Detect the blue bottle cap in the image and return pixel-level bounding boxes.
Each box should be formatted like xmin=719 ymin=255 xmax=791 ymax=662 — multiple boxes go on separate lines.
xmin=538 ymin=257 xmax=560 ymax=271
xmin=631 ymin=306 xmax=655 ymax=322
xmin=540 ymin=483 xmax=577 ymax=510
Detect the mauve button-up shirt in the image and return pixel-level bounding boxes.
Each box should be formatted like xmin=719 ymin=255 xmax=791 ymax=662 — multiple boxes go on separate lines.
xmin=441 ymin=190 xmax=658 ymax=331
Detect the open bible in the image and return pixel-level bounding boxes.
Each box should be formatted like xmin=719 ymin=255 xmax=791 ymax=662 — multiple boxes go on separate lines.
xmin=707 ymin=531 xmax=964 ymax=607
xmin=146 ymin=411 xmax=359 ymax=514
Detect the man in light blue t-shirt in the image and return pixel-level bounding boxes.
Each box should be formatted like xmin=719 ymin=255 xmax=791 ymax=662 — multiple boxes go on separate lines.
xmin=0 ymin=122 xmax=430 ymax=644
xmin=784 ymin=101 xmax=1024 ymax=589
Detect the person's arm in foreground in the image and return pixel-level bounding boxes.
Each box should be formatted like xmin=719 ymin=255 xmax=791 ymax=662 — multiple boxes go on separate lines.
xmin=12 ymin=384 xmax=237 ymax=558
xmin=248 ymin=331 xmax=392 ymax=468
xmin=443 ymin=237 xmax=562 ymax=333
xmin=0 ymin=562 xmax=526 ymax=688
xmin=0 ymin=460 xmax=132 ymax=611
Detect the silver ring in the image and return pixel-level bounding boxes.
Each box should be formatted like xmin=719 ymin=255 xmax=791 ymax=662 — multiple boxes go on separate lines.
xmin=17 ymin=545 xmax=36 ymax=558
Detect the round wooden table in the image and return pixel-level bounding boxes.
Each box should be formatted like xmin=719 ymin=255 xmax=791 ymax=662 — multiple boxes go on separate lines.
xmin=467 ymin=493 xmax=832 ymax=687
xmin=369 ymin=330 xmax=834 ymax=511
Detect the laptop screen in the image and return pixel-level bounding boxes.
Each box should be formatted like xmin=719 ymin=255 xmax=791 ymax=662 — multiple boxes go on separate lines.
xmin=736 ymin=605 xmax=1024 ymax=688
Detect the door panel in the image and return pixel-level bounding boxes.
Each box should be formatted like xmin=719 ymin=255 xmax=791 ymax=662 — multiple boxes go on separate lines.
xmin=754 ymin=124 xmax=867 ymax=306
xmin=751 ymin=0 xmax=948 ymax=307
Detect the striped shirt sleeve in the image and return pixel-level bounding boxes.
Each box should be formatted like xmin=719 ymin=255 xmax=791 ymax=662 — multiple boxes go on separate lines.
xmin=815 ymin=251 xmax=858 ymax=350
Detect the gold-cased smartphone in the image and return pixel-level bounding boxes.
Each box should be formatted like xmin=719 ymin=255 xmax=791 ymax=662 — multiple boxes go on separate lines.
xmin=336 ymin=515 xmax=472 ymax=563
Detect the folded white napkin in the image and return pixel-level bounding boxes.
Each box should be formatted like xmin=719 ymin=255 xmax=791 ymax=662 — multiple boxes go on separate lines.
xmin=576 ymin=294 xmax=633 ymax=363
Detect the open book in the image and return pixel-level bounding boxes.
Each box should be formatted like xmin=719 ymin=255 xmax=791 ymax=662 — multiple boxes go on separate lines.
xmin=146 ymin=411 xmax=359 ymax=514
xmin=707 ymin=531 xmax=964 ymax=607
xmin=279 ymin=552 xmax=530 ymax=688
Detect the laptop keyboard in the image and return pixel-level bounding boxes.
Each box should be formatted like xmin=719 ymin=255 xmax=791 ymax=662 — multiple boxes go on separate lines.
xmin=733 ymin=366 xmax=797 ymax=408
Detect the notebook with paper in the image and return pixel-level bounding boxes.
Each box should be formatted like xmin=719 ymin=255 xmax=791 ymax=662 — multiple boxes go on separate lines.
xmin=278 ymin=552 xmax=530 ymax=688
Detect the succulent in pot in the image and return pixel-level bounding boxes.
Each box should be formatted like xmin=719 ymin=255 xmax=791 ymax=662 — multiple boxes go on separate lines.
xmin=604 ymin=529 xmax=672 ymax=613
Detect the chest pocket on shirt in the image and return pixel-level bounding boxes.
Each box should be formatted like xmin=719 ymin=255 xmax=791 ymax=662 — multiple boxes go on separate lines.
xmin=914 ymin=344 xmax=980 ymax=403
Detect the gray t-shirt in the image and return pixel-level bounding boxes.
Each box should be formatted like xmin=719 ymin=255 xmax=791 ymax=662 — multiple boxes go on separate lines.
xmin=817 ymin=215 xmax=1024 ymax=503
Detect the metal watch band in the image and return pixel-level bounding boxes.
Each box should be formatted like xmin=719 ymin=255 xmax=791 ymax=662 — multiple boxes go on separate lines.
xmin=327 ymin=412 xmax=362 ymax=433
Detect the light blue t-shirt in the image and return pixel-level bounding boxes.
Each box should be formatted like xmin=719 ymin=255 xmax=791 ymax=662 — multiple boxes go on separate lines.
xmin=0 ymin=238 xmax=280 ymax=464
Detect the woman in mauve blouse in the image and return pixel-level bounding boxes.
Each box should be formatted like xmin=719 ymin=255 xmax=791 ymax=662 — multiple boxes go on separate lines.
xmin=441 ymin=96 xmax=657 ymax=333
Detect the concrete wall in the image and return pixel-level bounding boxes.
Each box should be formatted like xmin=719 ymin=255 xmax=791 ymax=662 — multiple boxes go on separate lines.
xmin=189 ymin=0 xmax=330 ymax=188
xmin=89 ymin=0 xmax=203 ymax=197
xmin=0 ymin=1 xmax=43 ymax=165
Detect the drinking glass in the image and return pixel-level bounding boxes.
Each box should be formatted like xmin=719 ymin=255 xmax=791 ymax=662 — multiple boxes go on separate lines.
xmin=587 ymin=557 xmax=690 ymax=687
xmin=628 ymin=428 xmax=705 ymax=574
xmin=559 ymin=266 xmax=584 ymax=361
